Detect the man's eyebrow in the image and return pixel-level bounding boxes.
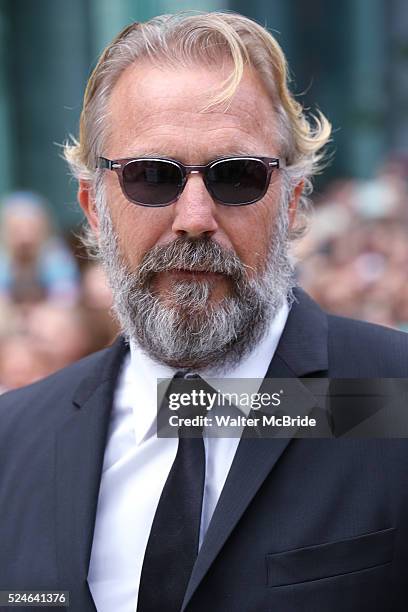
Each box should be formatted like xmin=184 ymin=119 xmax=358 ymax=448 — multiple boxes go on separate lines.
xmin=120 ymin=150 xmax=166 ymax=158
xmin=216 ymin=148 xmax=262 ymax=158
xmin=118 ymin=148 xmax=263 ymax=160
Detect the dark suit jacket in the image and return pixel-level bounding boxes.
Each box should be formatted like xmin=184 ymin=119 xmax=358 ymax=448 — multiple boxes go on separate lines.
xmin=1 ymin=289 xmax=408 ymax=611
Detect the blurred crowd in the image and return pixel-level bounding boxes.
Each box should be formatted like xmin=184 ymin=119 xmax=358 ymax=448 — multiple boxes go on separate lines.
xmin=0 ymin=154 xmax=407 ymax=392
xmin=296 ymin=155 xmax=408 ymax=332
xmin=0 ymin=192 xmax=118 ymax=393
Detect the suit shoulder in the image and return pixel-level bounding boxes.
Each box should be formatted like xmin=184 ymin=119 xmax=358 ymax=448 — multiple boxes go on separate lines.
xmin=327 ymin=314 xmax=408 ymax=376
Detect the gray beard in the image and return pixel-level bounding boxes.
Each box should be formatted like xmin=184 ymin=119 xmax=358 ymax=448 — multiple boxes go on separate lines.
xmin=94 ymin=186 xmax=296 ymax=372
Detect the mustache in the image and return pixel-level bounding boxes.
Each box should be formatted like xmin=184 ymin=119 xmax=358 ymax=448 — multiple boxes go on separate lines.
xmin=135 ymin=237 xmax=247 ymax=286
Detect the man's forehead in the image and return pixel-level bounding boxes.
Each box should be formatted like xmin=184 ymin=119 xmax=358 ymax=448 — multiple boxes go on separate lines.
xmin=106 ymin=61 xmax=279 ymax=158
xmin=110 ymin=59 xmax=269 ymax=110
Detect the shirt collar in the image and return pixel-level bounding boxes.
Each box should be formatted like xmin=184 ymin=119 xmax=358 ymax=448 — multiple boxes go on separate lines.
xmin=126 ymin=301 xmax=289 ymax=446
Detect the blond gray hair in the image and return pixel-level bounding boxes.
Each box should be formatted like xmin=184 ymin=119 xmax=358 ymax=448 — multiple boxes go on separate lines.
xmin=64 ymin=11 xmax=331 ymax=238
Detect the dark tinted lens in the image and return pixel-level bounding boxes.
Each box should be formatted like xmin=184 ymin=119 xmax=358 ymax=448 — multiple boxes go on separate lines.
xmin=207 ymin=158 xmax=269 ymax=205
xmin=122 ymin=160 xmax=183 ymax=206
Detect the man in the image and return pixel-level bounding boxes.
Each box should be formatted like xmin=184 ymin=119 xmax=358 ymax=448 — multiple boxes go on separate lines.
xmin=1 ymin=11 xmax=408 ymax=612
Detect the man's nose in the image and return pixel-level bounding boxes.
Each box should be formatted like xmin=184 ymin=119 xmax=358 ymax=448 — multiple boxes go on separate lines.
xmin=171 ymin=175 xmax=218 ymax=239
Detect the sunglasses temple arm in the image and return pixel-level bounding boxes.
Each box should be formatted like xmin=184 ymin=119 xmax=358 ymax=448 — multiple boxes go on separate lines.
xmin=97 ymin=157 xmax=122 ymax=170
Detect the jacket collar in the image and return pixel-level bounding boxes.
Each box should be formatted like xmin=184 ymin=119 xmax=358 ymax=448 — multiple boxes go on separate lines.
xmin=71 ymin=335 xmax=128 ymax=409
xmin=273 ymin=287 xmax=328 ymax=377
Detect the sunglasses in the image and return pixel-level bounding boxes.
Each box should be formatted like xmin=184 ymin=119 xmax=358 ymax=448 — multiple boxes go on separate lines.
xmin=97 ymin=155 xmax=285 ymax=207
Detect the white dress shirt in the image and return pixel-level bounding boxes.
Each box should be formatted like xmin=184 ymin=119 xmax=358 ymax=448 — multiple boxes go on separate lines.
xmin=87 ymin=303 xmax=289 ymax=611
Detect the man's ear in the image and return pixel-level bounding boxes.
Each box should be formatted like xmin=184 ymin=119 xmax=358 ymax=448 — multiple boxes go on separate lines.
xmin=78 ymin=180 xmax=99 ymax=235
xmin=288 ymin=180 xmax=304 ymax=231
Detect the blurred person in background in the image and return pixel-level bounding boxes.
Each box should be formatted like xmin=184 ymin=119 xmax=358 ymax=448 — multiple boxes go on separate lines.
xmin=297 ymin=158 xmax=408 ymax=329
xmin=81 ymin=262 xmax=119 ymax=352
xmin=0 ymin=191 xmax=80 ymax=306
xmin=0 ymin=193 xmax=118 ymax=385
xmin=25 ymin=302 xmax=93 ymax=373
xmin=0 ymin=333 xmax=49 ymax=393
xmin=0 ymin=295 xmax=109 ymax=390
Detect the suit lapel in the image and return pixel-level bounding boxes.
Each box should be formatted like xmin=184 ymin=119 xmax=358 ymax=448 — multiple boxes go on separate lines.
xmin=182 ymin=289 xmax=329 ymax=610
xmin=54 ymin=337 xmax=128 ymax=602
